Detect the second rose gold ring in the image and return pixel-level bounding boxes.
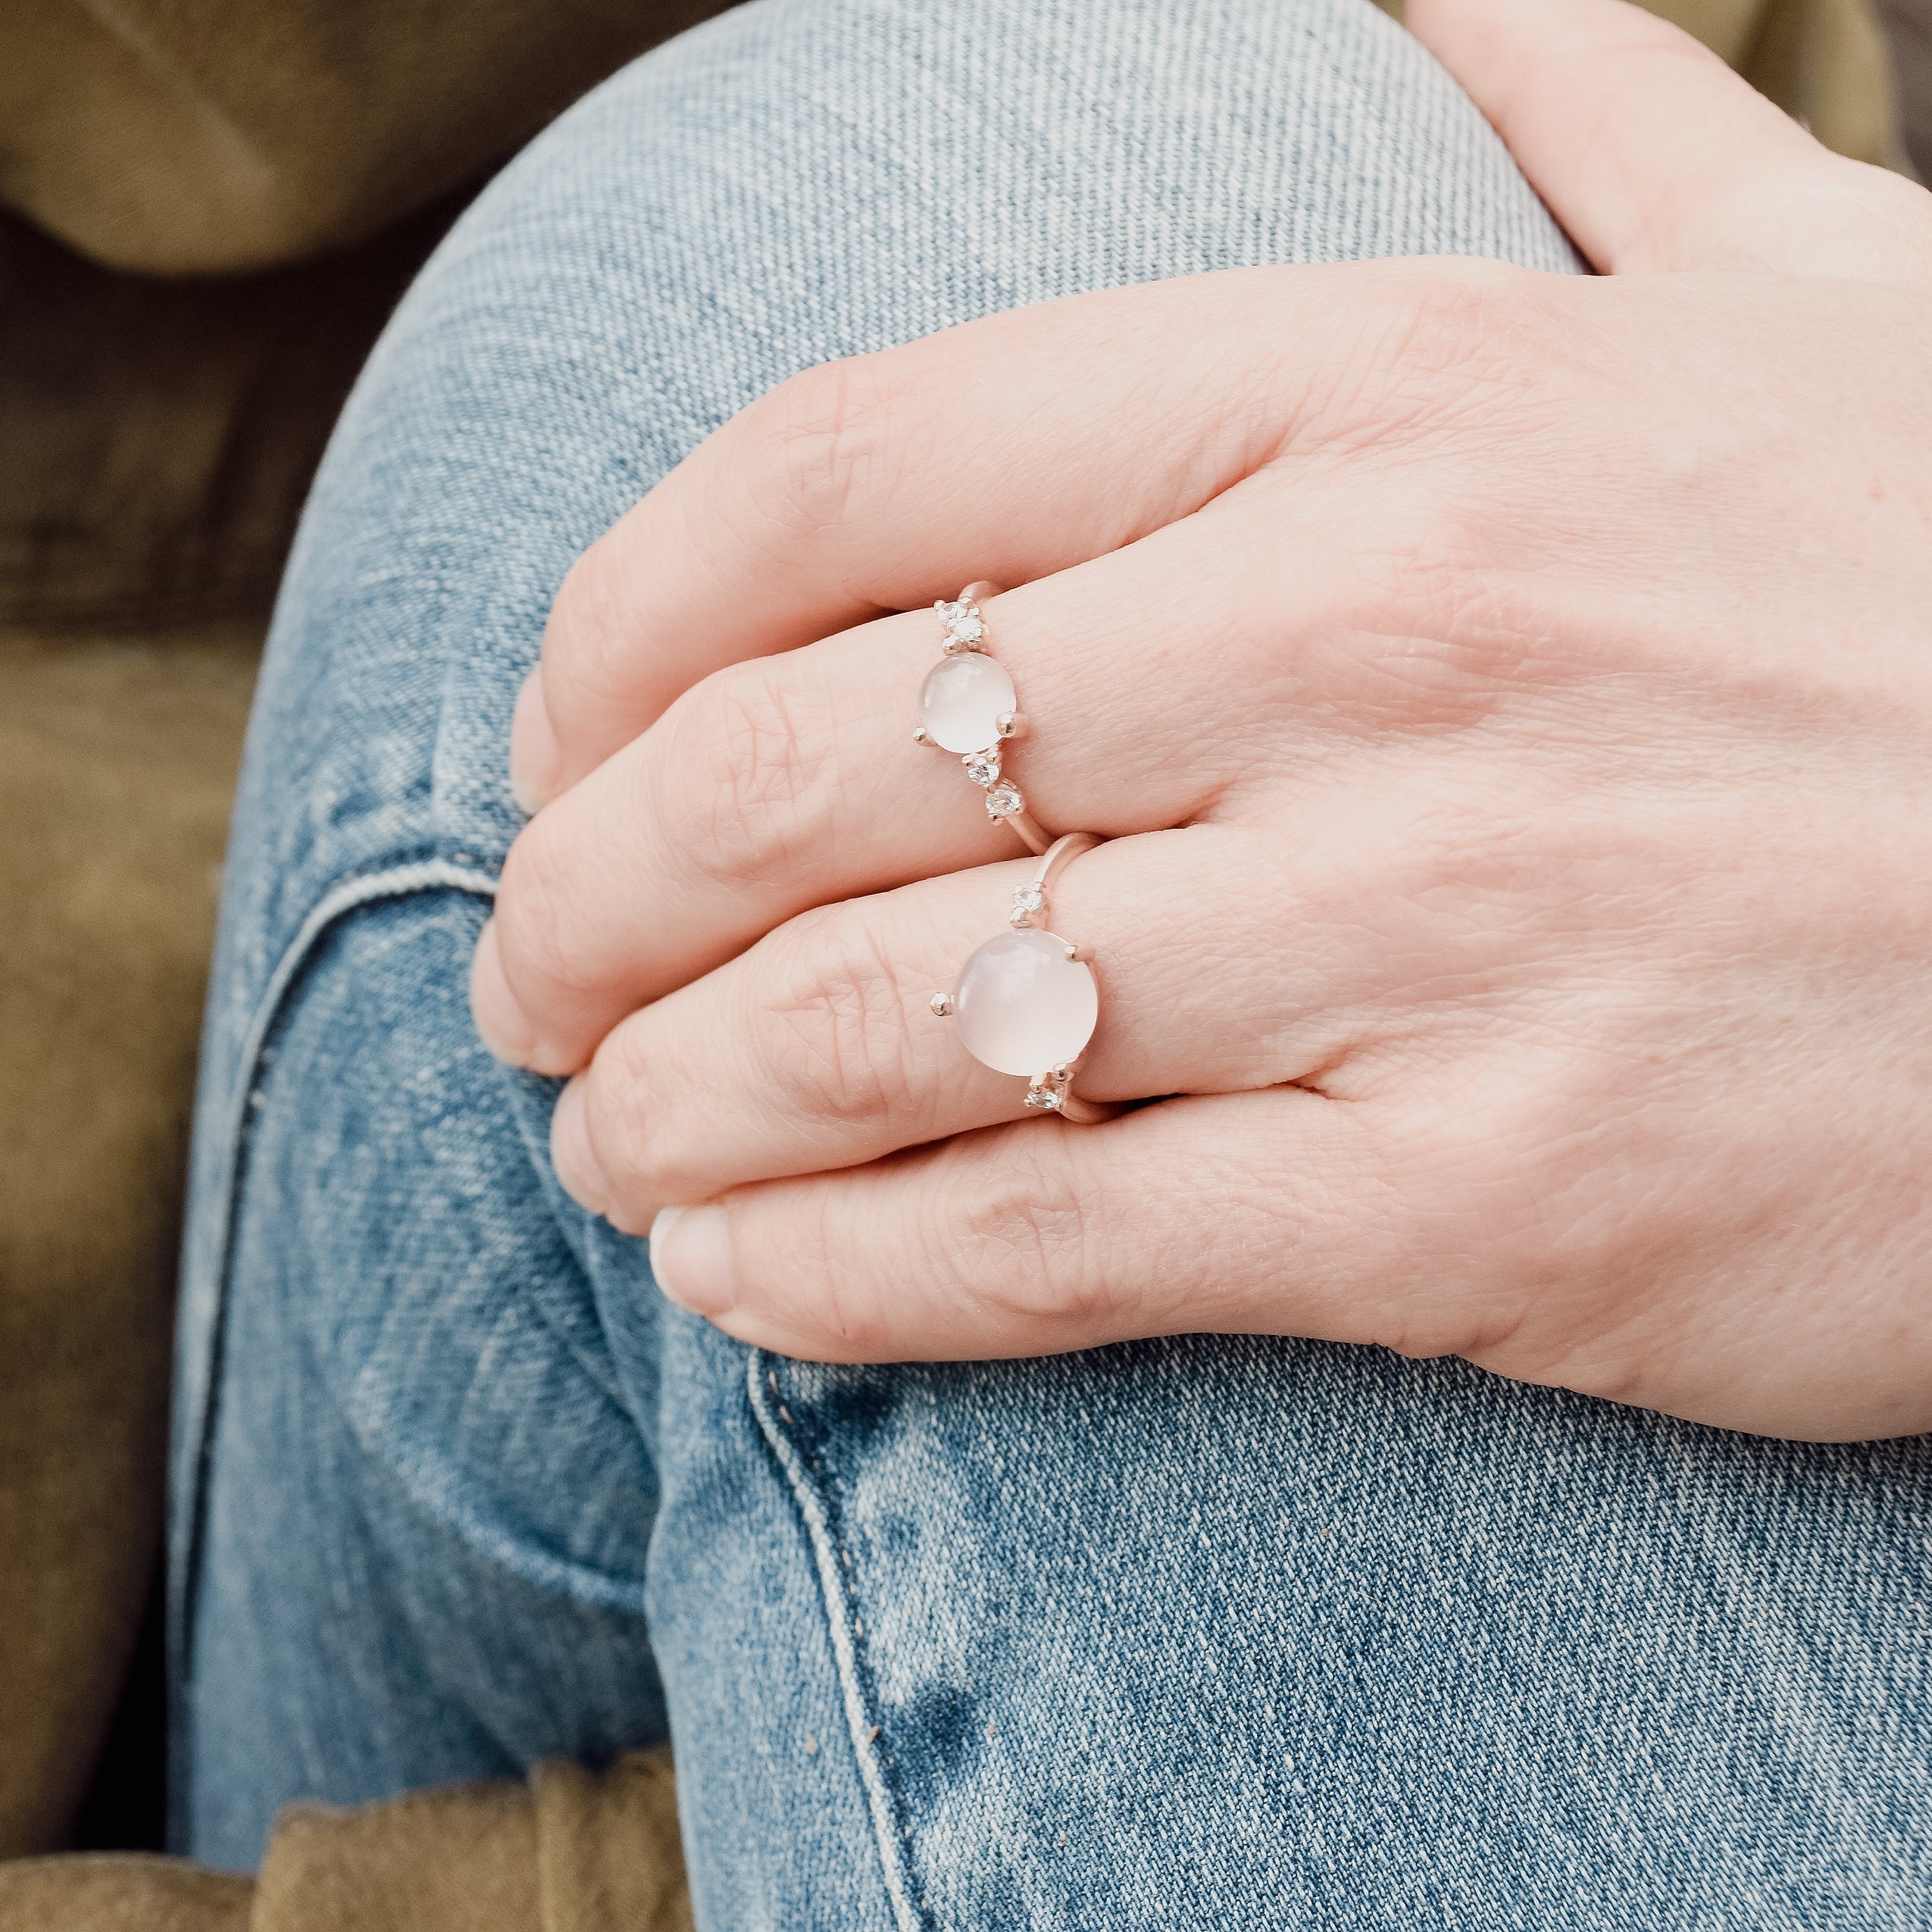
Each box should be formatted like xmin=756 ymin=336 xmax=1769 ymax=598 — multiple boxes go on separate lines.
xmin=929 ymin=833 xmax=1120 ymax=1124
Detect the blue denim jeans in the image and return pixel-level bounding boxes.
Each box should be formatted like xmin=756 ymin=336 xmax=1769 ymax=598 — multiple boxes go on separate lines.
xmin=172 ymin=0 xmax=1932 ymax=1920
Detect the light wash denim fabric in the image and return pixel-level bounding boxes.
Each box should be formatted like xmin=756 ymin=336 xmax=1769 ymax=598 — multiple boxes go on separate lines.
xmin=172 ymin=0 xmax=1932 ymax=1921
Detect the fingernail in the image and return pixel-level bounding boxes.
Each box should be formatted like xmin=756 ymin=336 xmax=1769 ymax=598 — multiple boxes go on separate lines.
xmin=650 ymin=1204 xmax=736 ymax=1316
xmin=509 ymin=670 xmax=561 ymax=816
xmin=468 ymin=918 xmax=539 ymax=1064
xmin=549 ymin=1077 xmax=611 ymax=1216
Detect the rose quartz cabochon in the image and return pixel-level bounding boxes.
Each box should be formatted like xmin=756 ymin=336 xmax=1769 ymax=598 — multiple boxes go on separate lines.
xmin=920 ymin=653 xmax=1016 ymax=753
xmin=951 ymin=929 xmax=1099 ymax=1077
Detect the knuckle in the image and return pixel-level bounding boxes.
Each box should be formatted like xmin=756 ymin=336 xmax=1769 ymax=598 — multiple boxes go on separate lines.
xmin=542 ymin=539 xmax=642 ymax=714
xmin=939 ymin=1138 xmax=1119 ymax=1333
xmin=583 ymin=1028 xmax=695 ymax=1215
xmin=1401 ymin=262 xmax=1569 ymax=402
xmin=1726 ymin=161 xmax=1932 ymax=280
xmin=493 ymin=824 xmax=604 ymax=1005
xmin=746 ymin=352 xmax=911 ymax=555
xmin=1321 ymin=491 xmax=1535 ymax=711
xmin=1321 ymin=261 xmax=1543 ymax=439
xmin=756 ymin=906 xmax=924 ymax=1128
xmin=653 ymin=661 xmax=841 ymax=889
xmin=1346 ymin=489 xmax=1490 ymax=624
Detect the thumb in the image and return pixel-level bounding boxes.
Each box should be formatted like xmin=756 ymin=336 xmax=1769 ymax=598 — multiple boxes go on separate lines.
xmin=1406 ymin=0 xmax=1932 ymax=280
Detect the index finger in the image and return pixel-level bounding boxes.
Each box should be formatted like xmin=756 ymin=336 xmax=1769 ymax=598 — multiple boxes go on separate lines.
xmin=511 ymin=259 xmax=1480 ymax=804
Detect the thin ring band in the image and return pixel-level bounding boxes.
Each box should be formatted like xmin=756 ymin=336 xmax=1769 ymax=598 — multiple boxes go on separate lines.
xmin=930 ymin=831 xmax=1121 ymax=1124
xmin=912 ymin=579 xmax=1052 ymax=856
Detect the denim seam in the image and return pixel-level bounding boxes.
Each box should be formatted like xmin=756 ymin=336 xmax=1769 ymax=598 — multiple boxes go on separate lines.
xmin=169 ymin=855 xmax=503 ymax=1837
xmin=748 ymin=1349 xmax=929 ymax=1932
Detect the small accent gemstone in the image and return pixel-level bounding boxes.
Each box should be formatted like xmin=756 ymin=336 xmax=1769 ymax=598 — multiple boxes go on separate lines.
xmin=964 ymin=747 xmax=1002 ymax=786
xmin=934 ymin=599 xmax=986 ymax=648
xmin=984 ymin=783 xmax=1024 ymax=818
xmin=950 ymin=929 xmax=1099 ymax=1077
xmin=1010 ymin=881 xmax=1046 ymax=922
xmin=1024 ymin=1084 xmax=1063 ymax=1110
xmin=920 ymin=653 xmax=1017 ymax=754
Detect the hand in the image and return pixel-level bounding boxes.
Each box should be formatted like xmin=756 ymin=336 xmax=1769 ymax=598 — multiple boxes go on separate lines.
xmin=472 ymin=0 xmax=1932 ymax=1440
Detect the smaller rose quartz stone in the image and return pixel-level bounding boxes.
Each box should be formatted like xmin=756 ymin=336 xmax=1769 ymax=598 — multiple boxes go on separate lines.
xmin=921 ymin=653 xmax=1016 ymax=753
xmin=951 ymin=929 xmax=1099 ymax=1077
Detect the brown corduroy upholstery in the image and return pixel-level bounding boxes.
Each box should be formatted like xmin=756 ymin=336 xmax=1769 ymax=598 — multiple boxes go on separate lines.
xmin=0 ymin=1752 xmax=692 ymax=1932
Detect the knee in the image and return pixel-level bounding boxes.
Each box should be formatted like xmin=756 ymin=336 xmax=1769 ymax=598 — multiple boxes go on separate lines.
xmin=497 ymin=0 xmax=1571 ymax=323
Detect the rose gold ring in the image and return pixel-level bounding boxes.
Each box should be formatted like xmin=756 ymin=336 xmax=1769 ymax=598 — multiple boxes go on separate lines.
xmin=929 ymin=832 xmax=1121 ymax=1124
xmin=911 ymin=580 xmax=1052 ymax=856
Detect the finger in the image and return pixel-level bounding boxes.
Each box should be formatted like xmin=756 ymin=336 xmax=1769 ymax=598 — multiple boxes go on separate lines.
xmin=543 ymin=797 xmax=1464 ymax=1231
xmin=488 ymin=406 xmax=1594 ymax=1080
xmin=512 ymin=258 xmax=1510 ymax=804
xmin=637 ymin=1089 xmax=1430 ymax=1365
xmin=483 ymin=499 xmax=1352 ymax=1074
xmin=483 ymin=603 xmax=993 ymax=1075
xmin=1408 ymin=0 xmax=1932 ymax=279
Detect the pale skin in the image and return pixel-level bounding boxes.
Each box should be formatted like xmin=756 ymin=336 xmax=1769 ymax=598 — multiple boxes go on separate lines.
xmin=468 ymin=0 xmax=1932 ymax=1442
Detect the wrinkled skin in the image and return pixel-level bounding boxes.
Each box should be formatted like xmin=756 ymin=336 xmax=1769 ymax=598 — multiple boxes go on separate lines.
xmin=471 ymin=0 xmax=1932 ymax=1440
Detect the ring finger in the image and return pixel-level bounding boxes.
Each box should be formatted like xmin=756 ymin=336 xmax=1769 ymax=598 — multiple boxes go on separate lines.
xmin=547 ymin=805 xmax=1428 ymax=1233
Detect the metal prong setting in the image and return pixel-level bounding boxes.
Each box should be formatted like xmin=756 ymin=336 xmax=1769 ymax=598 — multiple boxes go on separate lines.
xmin=943 ymin=833 xmax=1124 ymax=1126
xmin=934 ymin=591 xmax=989 ymax=656
xmin=1007 ymin=831 xmax=1092 ymax=930
xmin=1021 ymin=836 xmax=1118 ymax=1121
xmin=915 ymin=584 xmax=1051 ymax=854
xmin=1025 ymin=1063 xmax=1119 ymax=1124
xmin=1024 ymin=1064 xmax=1077 ymax=1111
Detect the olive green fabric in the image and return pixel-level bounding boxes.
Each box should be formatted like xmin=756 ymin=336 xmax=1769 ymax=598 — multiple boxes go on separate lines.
xmin=0 ymin=0 xmax=1905 ymax=639
xmin=0 ymin=0 xmax=1906 ymax=280
xmin=0 ymin=1752 xmax=692 ymax=1932
xmin=1724 ymin=0 xmax=1910 ymax=167
xmin=0 ymin=1855 xmax=252 ymax=1932
xmin=0 ymin=624 xmax=261 ymax=1856
xmin=1377 ymin=0 xmax=1909 ymax=167
xmin=0 ymin=0 xmax=728 ymax=274
xmin=1874 ymin=0 xmax=1932 ymax=182
xmin=0 ymin=203 xmax=457 ymax=633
